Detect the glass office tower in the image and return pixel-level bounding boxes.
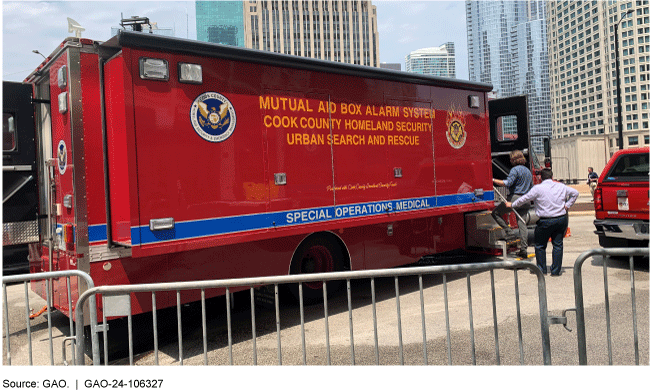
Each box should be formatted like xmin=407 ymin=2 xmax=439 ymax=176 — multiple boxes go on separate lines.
xmin=196 ymin=1 xmax=245 ymax=46
xmin=405 ymin=43 xmax=456 ymax=78
xmin=466 ymin=1 xmax=551 ymax=154
xmin=196 ymin=1 xmax=380 ymax=67
xmin=512 ymin=18 xmax=551 ymax=154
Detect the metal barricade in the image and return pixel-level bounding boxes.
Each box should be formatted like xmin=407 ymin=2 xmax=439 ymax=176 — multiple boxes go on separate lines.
xmin=2 ymin=270 xmax=97 ymax=366
xmin=75 ymin=260 xmax=552 ymax=366
xmin=571 ymin=247 xmax=649 ymax=365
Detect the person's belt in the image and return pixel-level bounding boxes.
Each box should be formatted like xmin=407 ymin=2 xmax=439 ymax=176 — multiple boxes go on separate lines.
xmin=538 ymin=214 xmax=567 ymax=220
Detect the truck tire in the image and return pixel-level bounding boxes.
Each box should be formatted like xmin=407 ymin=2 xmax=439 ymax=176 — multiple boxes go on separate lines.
xmin=289 ymin=235 xmax=346 ymax=304
xmin=598 ymin=235 xmax=628 ymax=248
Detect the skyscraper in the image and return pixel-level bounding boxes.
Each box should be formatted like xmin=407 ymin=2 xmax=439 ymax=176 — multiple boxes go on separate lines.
xmin=466 ymin=1 xmax=551 ymax=154
xmin=196 ymin=1 xmax=245 ymax=46
xmin=405 ymin=43 xmax=456 ymax=78
xmin=196 ymin=1 xmax=380 ymax=67
xmin=546 ymin=0 xmax=649 ymax=172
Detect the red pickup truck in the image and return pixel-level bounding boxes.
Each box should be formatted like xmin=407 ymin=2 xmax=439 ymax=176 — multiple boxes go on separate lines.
xmin=593 ymin=147 xmax=649 ymax=248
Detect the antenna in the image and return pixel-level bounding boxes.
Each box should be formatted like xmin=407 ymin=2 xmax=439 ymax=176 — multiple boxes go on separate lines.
xmin=113 ymin=15 xmax=172 ymax=37
xmin=67 ymin=17 xmax=85 ymax=38
xmin=120 ymin=16 xmax=150 ymax=32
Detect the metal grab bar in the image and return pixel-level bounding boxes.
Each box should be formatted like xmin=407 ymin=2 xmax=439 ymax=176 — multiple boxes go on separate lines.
xmin=492 ymin=148 xmax=529 ymax=157
xmin=492 ymin=159 xmax=510 ymax=177
xmin=493 ymin=187 xmax=527 ymax=225
xmin=3 ymin=174 xmax=34 ymax=203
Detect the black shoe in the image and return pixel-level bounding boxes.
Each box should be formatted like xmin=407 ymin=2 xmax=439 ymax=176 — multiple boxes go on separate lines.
xmin=550 ymin=273 xmax=561 ymax=277
xmin=516 ymin=250 xmax=528 ymax=259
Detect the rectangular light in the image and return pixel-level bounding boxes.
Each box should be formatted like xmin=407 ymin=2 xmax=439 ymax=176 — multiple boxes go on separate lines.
xmin=178 ymin=63 xmax=203 ymax=84
xmin=139 ymin=58 xmax=169 ymax=81
xmin=468 ymin=95 xmax=480 ymax=108
xmin=58 ymin=92 xmax=68 ymax=114
xmin=57 ymin=65 xmax=67 ymax=89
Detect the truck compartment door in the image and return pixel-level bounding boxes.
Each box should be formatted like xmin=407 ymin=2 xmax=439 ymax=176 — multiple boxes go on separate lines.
xmin=329 ymin=96 xmax=391 ymax=208
xmin=433 ymin=91 xmax=492 ymax=201
xmin=3 ymin=81 xmax=39 ymax=253
xmin=263 ymin=90 xmax=335 ymax=228
xmin=431 ymin=90 xmax=492 ymax=253
xmin=385 ymin=99 xmax=435 ymax=203
xmin=383 ymin=98 xmax=435 ymax=262
xmin=118 ymin=50 xmax=269 ymax=255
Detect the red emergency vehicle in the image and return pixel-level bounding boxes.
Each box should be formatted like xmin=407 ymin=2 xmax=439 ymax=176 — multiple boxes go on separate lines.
xmin=593 ymin=146 xmax=649 ymax=248
xmin=22 ymin=29 xmax=541 ymax=320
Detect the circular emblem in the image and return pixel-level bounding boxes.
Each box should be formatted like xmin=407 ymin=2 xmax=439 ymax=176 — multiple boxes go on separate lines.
xmin=57 ymin=140 xmax=67 ymax=175
xmin=190 ymin=92 xmax=236 ymax=143
xmin=446 ymin=120 xmax=467 ymax=149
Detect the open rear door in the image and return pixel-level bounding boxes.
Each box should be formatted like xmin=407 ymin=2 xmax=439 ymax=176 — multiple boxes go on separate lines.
xmin=488 ymin=95 xmax=530 ymax=181
xmin=3 ymin=82 xmax=39 ymax=274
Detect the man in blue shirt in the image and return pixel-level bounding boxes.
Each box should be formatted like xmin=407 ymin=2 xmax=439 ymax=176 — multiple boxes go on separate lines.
xmin=509 ymin=169 xmax=579 ymax=276
xmin=587 ymin=167 xmax=598 ymax=201
xmin=492 ymin=150 xmax=533 ymax=258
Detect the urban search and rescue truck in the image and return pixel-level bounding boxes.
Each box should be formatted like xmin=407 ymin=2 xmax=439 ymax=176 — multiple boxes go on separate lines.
xmin=21 ymin=29 xmax=541 ymax=321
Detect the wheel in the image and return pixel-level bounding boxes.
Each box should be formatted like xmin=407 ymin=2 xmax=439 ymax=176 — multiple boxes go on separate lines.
xmin=289 ymin=235 xmax=346 ymax=304
xmin=598 ymin=235 xmax=627 ymax=248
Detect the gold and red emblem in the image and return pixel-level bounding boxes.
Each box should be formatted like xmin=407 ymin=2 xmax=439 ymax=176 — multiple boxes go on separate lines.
xmin=446 ymin=108 xmax=467 ymax=149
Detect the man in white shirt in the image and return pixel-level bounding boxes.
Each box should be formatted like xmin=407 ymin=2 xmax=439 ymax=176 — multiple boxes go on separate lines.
xmin=507 ymin=169 xmax=579 ymax=276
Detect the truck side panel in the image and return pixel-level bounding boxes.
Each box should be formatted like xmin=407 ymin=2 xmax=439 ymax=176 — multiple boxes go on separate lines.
xmin=104 ymin=54 xmax=135 ymax=245
xmin=114 ymin=46 xmax=492 ymax=260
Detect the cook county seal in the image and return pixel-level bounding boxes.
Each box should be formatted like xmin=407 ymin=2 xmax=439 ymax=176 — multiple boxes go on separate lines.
xmin=446 ymin=120 xmax=467 ymax=149
xmin=57 ymin=140 xmax=67 ymax=175
xmin=190 ymin=92 xmax=237 ymax=142
xmin=445 ymin=109 xmax=467 ymax=149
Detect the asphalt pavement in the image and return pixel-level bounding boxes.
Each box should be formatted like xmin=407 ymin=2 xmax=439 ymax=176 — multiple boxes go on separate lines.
xmin=2 ymin=186 xmax=647 ymax=367
xmin=566 ymin=183 xmax=597 ymax=214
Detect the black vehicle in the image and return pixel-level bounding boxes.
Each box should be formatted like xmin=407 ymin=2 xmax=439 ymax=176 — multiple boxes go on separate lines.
xmin=3 ymin=81 xmax=39 ymax=274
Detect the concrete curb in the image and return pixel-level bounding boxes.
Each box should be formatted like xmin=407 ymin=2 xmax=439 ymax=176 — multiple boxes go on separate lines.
xmin=569 ymin=210 xmax=595 ymax=216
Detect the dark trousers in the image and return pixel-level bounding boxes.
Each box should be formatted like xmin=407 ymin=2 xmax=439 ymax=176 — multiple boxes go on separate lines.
xmin=491 ymin=194 xmax=529 ymax=250
xmin=534 ymin=214 xmax=568 ymax=275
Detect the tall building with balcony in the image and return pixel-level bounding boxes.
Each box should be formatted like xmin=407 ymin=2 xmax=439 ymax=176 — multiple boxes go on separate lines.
xmin=466 ymin=1 xmax=551 ymax=156
xmin=405 ymin=43 xmax=456 ymax=78
xmin=196 ymin=0 xmax=380 ymax=67
xmin=546 ymin=0 xmax=650 ymax=180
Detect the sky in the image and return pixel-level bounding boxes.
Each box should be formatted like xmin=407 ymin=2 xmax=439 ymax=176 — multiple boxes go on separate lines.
xmin=2 ymin=0 xmax=468 ymax=82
